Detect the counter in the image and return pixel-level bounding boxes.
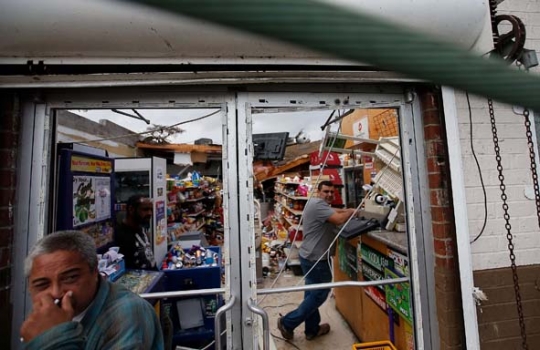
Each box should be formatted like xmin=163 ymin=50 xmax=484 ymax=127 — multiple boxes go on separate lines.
xmin=115 ymin=269 xmax=164 ymax=294
xmin=334 ymin=230 xmax=413 ymax=350
xmin=365 ymin=229 xmax=407 ymax=254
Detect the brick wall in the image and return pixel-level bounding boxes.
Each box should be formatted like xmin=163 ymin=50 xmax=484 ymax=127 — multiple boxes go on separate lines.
xmin=419 ymin=89 xmax=466 ymax=350
xmin=474 ymin=265 xmax=540 ymax=348
xmin=0 ymin=93 xmax=20 ymax=350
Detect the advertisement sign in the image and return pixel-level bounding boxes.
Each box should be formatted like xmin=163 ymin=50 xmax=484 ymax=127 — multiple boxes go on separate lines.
xmin=385 ymin=268 xmax=413 ymax=324
xmin=153 ymin=157 xmax=168 ymax=261
xmin=362 ymin=262 xmax=385 ymax=291
xmin=155 ymin=200 xmax=167 ymax=245
xmin=94 ymin=177 xmax=111 ymax=221
xmin=353 ymin=117 xmax=369 ymax=142
xmin=387 ymin=248 xmax=409 ymax=276
xmin=71 ymin=155 xmax=112 ymax=173
xmin=338 ymin=238 xmax=358 ymax=281
xmin=360 ymin=244 xmax=394 ymax=271
xmin=310 ymin=151 xmax=341 ymax=166
xmin=73 ymin=176 xmax=96 ymax=227
xmin=79 ymin=221 xmax=114 ymax=250
xmin=364 ymin=285 xmax=387 ymax=311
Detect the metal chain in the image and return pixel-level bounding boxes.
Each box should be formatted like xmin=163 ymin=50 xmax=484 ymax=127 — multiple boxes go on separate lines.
xmin=488 ymin=99 xmax=528 ymax=350
xmin=522 ymin=109 xmax=540 ymax=227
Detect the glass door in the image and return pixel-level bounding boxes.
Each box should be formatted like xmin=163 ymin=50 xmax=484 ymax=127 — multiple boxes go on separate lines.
xmin=236 ymin=90 xmax=432 ymax=350
xmin=13 ymin=87 xmax=434 ymax=350
xmin=12 ymin=89 xmax=247 ymax=350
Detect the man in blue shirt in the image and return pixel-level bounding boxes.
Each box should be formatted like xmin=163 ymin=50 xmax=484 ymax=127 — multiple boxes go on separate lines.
xmin=20 ymin=230 xmax=164 ymax=349
xmin=278 ymin=181 xmax=356 ymax=341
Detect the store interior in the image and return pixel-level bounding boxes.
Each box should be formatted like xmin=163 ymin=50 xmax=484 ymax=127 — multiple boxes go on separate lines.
xmin=49 ymin=105 xmax=412 ymax=350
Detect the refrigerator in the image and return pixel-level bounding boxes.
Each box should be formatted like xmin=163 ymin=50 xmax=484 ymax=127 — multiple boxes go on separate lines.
xmin=114 ymin=157 xmax=168 ymax=264
xmin=54 ymin=143 xmax=116 ymax=251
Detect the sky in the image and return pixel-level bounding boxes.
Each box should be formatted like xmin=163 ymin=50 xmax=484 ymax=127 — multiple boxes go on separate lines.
xmin=71 ymin=108 xmax=337 ymax=145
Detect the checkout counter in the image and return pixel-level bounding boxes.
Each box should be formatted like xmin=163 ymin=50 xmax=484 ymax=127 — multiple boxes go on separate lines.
xmin=334 ymin=228 xmax=414 ymax=350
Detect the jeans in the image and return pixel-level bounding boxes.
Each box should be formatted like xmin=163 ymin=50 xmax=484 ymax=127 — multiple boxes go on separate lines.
xmin=281 ymin=256 xmax=333 ymax=336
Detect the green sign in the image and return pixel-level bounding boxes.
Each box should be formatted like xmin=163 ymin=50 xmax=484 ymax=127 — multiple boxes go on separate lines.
xmin=360 ymin=244 xmax=393 ymax=271
xmin=338 ymin=238 xmax=358 ymax=280
xmin=362 ymin=262 xmax=385 ymax=291
xmin=384 ymin=267 xmax=412 ymax=324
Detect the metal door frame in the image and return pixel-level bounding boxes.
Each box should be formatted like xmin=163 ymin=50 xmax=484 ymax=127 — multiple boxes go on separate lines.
xmin=11 ymin=98 xmax=51 ymax=350
xmin=10 ymin=88 xmax=243 ymax=350
xmin=236 ymin=88 xmax=436 ymax=350
xmin=11 ymin=85 xmax=437 ymax=350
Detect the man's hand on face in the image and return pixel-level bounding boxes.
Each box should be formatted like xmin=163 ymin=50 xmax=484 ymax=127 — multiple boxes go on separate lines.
xmin=20 ymin=291 xmax=75 ymax=343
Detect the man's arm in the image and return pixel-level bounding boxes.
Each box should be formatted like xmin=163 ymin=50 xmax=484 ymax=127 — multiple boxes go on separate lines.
xmin=327 ymin=208 xmax=356 ymax=226
xmin=22 ymin=292 xmax=85 ymax=350
xmin=24 ymin=322 xmax=85 ymax=350
xmin=100 ymin=295 xmax=164 ymax=350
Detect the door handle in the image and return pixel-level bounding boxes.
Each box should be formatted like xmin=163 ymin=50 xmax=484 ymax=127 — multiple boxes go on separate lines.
xmin=214 ymin=295 xmax=236 ymax=350
xmin=246 ymin=298 xmax=270 ymax=350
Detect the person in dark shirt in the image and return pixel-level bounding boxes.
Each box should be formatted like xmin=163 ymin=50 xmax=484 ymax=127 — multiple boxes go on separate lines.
xmin=115 ymin=195 xmax=157 ymax=270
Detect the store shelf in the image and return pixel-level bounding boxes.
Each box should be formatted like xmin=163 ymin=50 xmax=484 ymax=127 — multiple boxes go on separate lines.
xmin=282 ymin=205 xmax=303 ymax=216
xmin=282 ymin=216 xmax=303 ymax=231
xmin=275 ymin=190 xmax=308 ymax=201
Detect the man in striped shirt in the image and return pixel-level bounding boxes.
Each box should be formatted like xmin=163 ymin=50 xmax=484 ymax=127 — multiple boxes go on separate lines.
xmin=20 ymin=230 xmax=164 ymax=349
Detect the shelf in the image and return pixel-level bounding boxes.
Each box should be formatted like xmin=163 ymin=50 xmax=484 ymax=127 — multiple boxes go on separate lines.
xmin=282 ymin=216 xmax=303 ymax=231
xmin=275 ymin=190 xmax=309 ymax=201
xmin=282 ymin=205 xmax=303 ymax=216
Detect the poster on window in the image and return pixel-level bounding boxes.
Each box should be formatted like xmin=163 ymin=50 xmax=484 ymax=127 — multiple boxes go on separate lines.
xmin=353 ymin=117 xmax=369 ymax=143
xmin=94 ymin=177 xmax=111 ymax=221
xmin=73 ymin=176 xmax=96 ymax=227
xmin=155 ymin=200 xmax=167 ymax=245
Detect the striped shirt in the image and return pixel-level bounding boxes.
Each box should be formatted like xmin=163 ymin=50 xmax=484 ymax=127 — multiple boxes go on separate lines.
xmin=24 ymin=277 xmax=164 ymax=350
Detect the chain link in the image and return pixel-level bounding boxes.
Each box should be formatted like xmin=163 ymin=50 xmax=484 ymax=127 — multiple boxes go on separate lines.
xmin=522 ymin=109 xmax=540 ymax=227
xmin=488 ymin=99 xmax=528 ymax=350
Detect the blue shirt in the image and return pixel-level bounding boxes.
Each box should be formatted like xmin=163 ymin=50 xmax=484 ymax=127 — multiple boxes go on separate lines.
xmin=25 ymin=278 xmax=164 ymax=350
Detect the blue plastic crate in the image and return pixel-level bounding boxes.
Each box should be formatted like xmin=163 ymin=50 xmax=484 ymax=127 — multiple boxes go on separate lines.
xmin=159 ymin=246 xmax=222 ymax=348
xmin=160 ymin=246 xmax=221 ymax=292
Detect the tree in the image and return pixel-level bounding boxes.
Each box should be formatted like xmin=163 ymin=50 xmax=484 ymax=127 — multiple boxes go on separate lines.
xmin=141 ymin=124 xmax=184 ymax=144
